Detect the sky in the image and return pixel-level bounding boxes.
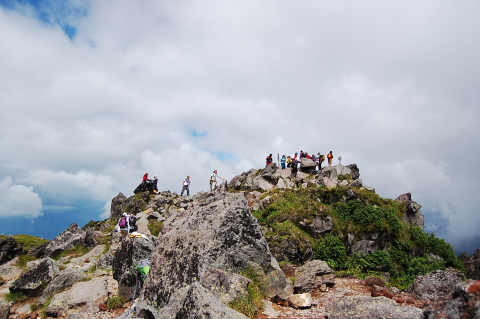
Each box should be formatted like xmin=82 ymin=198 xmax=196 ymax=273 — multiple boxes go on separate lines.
xmin=0 ymin=0 xmax=479 ymax=253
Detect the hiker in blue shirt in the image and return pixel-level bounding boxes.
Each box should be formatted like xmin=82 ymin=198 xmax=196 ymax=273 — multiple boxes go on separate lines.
xmin=280 ymin=155 xmax=286 ymax=170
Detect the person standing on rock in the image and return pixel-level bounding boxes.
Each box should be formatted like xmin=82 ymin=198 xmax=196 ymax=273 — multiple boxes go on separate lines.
xmin=291 ymin=159 xmax=298 ymax=179
xmin=327 ymin=151 xmax=333 ymax=167
xmin=280 ymin=155 xmax=286 ymax=170
xmin=181 ymin=176 xmax=191 ymax=196
xmin=152 ymin=175 xmax=158 ymax=193
xmin=318 ymin=153 xmax=325 ymax=170
xmin=266 ymin=154 xmax=273 ymax=167
xmin=210 ymin=170 xmax=225 ymax=191
xmin=118 ymin=212 xmax=130 ymax=237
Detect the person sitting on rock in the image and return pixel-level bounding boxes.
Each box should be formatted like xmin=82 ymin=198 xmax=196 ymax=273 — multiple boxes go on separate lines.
xmin=327 ymin=151 xmax=333 ymax=167
xmin=266 ymin=154 xmax=273 ymax=167
xmin=118 ymin=212 xmax=130 ymax=237
xmin=210 ymin=170 xmax=225 ymax=191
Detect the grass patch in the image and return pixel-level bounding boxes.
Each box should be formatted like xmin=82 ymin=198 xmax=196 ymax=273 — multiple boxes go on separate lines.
xmin=228 ymin=267 xmax=266 ymax=318
xmin=52 ymin=245 xmax=92 ymax=261
xmin=5 ymin=291 xmax=25 ymax=303
xmin=16 ymin=255 xmax=38 ymax=268
xmin=12 ymin=234 xmax=49 ymax=251
xmin=148 ymin=219 xmax=163 ymax=237
xmin=107 ymin=294 xmax=129 ymax=310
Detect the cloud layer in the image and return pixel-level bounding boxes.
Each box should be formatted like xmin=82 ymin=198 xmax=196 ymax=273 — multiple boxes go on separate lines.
xmin=0 ymin=177 xmax=42 ymax=218
xmin=1 ymin=1 xmax=479 ymax=251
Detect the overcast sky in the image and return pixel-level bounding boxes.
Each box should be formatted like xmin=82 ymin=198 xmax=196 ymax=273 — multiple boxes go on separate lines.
xmin=1 ymin=0 xmax=479 ymax=253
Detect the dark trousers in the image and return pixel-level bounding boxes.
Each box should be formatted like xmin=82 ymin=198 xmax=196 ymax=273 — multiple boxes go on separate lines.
xmin=181 ymin=185 xmax=189 ymax=196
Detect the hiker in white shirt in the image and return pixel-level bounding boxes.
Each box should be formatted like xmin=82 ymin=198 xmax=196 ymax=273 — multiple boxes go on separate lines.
xmin=209 ymin=170 xmax=225 ymax=191
xmin=181 ymin=176 xmax=191 ymax=196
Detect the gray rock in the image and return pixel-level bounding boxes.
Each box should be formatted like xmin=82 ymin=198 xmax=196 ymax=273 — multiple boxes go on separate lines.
xmin=408 ymin=269 xmax=462 ymax=301
xmin=0 ymin=236 xmax=25 ymax=265
xmin=362 ymin=185 xmax=375 ymax=193
xmin=200 ymin=267 xmax=249 ymax=304
xmin=0 ymin=301 xmax=9 ymax=319
xmin=10 ymin=258 xmax=58 ymax=297
xmin=97 ymin=252 xmax=114 ymax=270
xmin=137 ymin=192 xmax=287 ymax=318
xmin=317 ymin=166 xmax=338 ymax=189
xmin=396 ymin=193 xmax=425 ymax=229
xmin=39 ymin=268 xmax=86 ymax=303
xmin=46 ymin=277 xmax=109 ymax=317
xmin=326 ymin=295 xmax=422 ymax=319
xmin=42 ymin=223 xmax=89 ymax=258
xmin=349 ymin=178 xmax=363 ymax=188
xmin=288 ymin=293 xmax=312 ymax=309
xmin=346 ymin=164 xmax=360 ymax=180
xmin=113 ymin=234 xmax=156 ymax=298
xmin=294 ymin=260 xmax=335 ymax=293
xmin=334 ymin=165 xmax=353 ymax=177
xmin=351 ymin=240 xmax=377 ymax=255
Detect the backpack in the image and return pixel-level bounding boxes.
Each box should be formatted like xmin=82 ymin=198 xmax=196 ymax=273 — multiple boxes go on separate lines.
xmin=136 ymin=259 xmax=151 ymax=282
xmin=119 ymin=216 xmax=127 ymax=228
xmin=129 ymin=215 xmax=136 ymax=227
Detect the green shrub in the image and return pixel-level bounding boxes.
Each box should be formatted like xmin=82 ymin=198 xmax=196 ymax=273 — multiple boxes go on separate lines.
xmin=107 ymin=294 xmax=129 ymax=310
xmin=229 ymin=267 xmax=266 ymax=317
xmin=52 ymin=245 xmax=92 ymax=261
xmin=148 ymin=220 xmax=163 ymax=237
xmin=5 ymin=291 xmax=25 ymax=303
xmin=314 ymin=234 xmax=347 ymax=268
xmin=16 ymin=255 xmax=38 ymax=267
xmin=13 ymin=234 xmax=49 ymax=251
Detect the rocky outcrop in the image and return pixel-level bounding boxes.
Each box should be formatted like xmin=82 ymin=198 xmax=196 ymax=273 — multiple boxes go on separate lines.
xmin=293 ymin=260 xmax=335 ymax=293
xmin=137 ymin=192 xmax=287 ymax=318
xmin=421 ymin=279 xmax=480 ymax=318
xmin=459 ymin=249 xmax=480 ymax=279
xmin=407 ymin=269 xmax=462 ymax=301
xmin=46 ymin=277 xmax=109 ymax=317
xmin=113 ymin=234 xmax=156 ymax=298
xmin=0 ymin=236 xmax=25 ymax=265
xmin=299 ymin=215 xmax=334 ymax=235
xmin=326 ymin=295 xmax=423 ymax=319
xmin=0 ymin=301 xmax=9 ymax=319
xmin=41 ymin=224 xmax=91 ymax=258
xmin=396 ymin=193 xmax=425 ymax=229
xmin=9 ymin=258 xmax=58 ymax=297
xmin=350 ymin=233 xmax=390 ymax=256
xmin=38 ymin=268 xmax=86 ymax=303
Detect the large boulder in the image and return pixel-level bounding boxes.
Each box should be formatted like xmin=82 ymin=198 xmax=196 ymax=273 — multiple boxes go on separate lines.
xmin=0 ymin=236 xmax=25 ymax=265
xmin=407 ymin=269 xmax=462 ymax=301
xmin=317 ymin=166 xmax=338 ymax=189
xmin=41 ymin=224 xmax=90 ymax=258
xmin=38 ymin=268 xmax=86 ymax=303
xmin=326 ymin=295 xmax=422 ymax=319
xmin=112 ymin=234 xmax=156 ymax=298
xmin=396 ymin=193 xmax=425 ymax=229
xmin=46 ymin=277 xmax=109 ymax=317
xmin=459 ymin=249 xmax=480 ymax=279
xmin=294 ymin=260 xmax=335 ymax=293
xmin=9 ymin=258 xmax=58 ymax=297
xmin=137 ymin=192 xmax=287 ymax=318
xmin=421 ymin=279 xmax=480 ymax=318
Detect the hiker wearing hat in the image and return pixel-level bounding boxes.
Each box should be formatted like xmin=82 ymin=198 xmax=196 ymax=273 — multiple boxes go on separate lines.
xmin=210 ymin=170 xmax=225 ymax=191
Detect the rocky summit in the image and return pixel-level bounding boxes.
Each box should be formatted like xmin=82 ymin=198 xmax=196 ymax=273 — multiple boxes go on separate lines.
xmin=0 ymin=163 xmax=479 ymax=319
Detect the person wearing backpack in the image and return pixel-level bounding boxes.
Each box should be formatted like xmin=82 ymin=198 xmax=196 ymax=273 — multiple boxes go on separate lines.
xmin=265 ymin=154 xmax=273 ymax=167
xmin=118 ymin=212 xmax=130 ymax=237
xmin=181 ymin=176 xmax=191 ymax=196
xmin=327 ymin=151 xmax=333 ymax=167
xmin=280 ymin=155 xmax=286 ymax=170
xmin=128 ymin=213 xmax=137 ymax=233
xmin=318 ymin=153 xmax=325 ymax=170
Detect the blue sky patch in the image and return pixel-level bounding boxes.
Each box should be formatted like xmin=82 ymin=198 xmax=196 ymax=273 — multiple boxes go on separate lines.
xmin=211 ymin=151 xmax=234 ymax=161
xmin=0 ymin=0 xmax=87 ymax=39
xmin=191 ymin=131 xmax=207 ymax=138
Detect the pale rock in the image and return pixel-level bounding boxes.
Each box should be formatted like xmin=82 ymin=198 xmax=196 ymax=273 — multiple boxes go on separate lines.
xmin=288 ymin=293 xmax=313 ymax=309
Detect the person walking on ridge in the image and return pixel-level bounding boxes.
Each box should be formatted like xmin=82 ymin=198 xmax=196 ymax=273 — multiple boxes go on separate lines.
xmin=181 ymin=176 xmax=191 ymax=196
xmin=210 ymin=170 xmax=225 ymax=191
xmin=327 ymin=151 xmax=333 ymax=167
xmin=266 ymin=154 xmax=273 ymax=167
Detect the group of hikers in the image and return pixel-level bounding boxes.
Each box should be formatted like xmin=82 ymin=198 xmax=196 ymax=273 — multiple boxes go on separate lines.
xmin=266 ymin=150 xmax=334 ymax=172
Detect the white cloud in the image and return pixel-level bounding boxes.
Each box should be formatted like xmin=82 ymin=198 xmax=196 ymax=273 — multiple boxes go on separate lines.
xmin=1 ymin=0 xmax=480 ymax=251
xmin=0 ymin=177 xmax=43 ymax=218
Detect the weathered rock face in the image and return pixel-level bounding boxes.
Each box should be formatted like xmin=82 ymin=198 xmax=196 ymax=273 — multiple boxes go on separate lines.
xmin=112 ymin=235 xmax=156 ymax=298
xmin=41 ymin=224 xmax=90 ymax=258
xmin=268 ymin=236 xmax=313 ymax=265
xmin=110 ymin=192 xmax=129 ymax=221
xmin=46 ymin=277 xmax=109 ymax=317
xmin=137 ymin=192 xmax=287 ymax=318
xmin=300 ymin=215 xmax=334 ymax=235
xmin=293 ymin=260 xmax=335 ymax=293
xmin=349 ymin=233 xmax=391 ymax=256
xmin=0 ymin=236 xmax=25 ymax=265
xmin=317 ymin=166 xmax=339 ymax=189
xmin=38 ymin=268 xmax=86 ymax=303
xmin=460 ymin=249 xmax=480 ymax=280
xmin=421 ymin=279 xmax=480 ymax=319
xmin=326 ymin=295 xmax=423 ymax=319
xmin=407 ymin=269 xmax=462 ymax=301
xmin=396 ymin=193 xmax=425 ymax=229
xmin=10 ymin=258 xmax=58 ymax=297
xmin=0 ymin=301 xmax=9 ymax=319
